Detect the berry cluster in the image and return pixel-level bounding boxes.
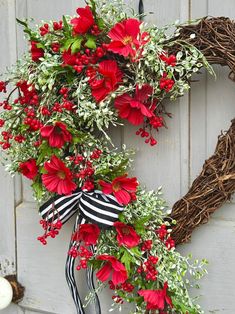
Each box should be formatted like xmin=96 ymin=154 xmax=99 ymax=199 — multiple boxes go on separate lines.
xmin=108 ymin=280 xmax=134 ymax=293
xmin=0 ymin=131 xmax=12 ymax=149
xmin=16 ymin=81 xmax=39 ymax=106
xmin=39 ymin=20 xmax=63 ymax=36
xmin=136 ymin=128 xmax=158 ymax=146
xmin=37 ymin=218 xmax=62 ymax=245
xmin=165 ymin=237 xmax=175 ymax=250
xmin=141 ymin=239 xmax=153 ymax=251
xmin=157 ymin=224 xmax=168 ymax=240
xmin=68 ymin=245 xmax=93 ymax=270
xmin=0 ymin=81 xmax=7 ymax=93
xmin=69 ymin=148 xmax=102 ymax=191
xmin=63 ymin=44 xmax=107 ymax=74
xmin=160 ymin=53 xmax=177 ymax=67
xmin=137 ymin=255 xmax=159 ymax=281
xmin=159 ymin=73 xmax=175 ymax=92
xmin=157 ymin=225 xmax=175 ymax=250
xmin=0 ymin=101 xmax=12 ymax=110
xmin=112 ymin=295 xmax=124 ymax=304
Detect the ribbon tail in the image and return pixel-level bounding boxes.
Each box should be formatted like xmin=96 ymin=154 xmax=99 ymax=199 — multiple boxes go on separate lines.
xmin=86 ymin=245 xmax=101 ymax=314
xmin=65 ymin=215 xmax=85 ymax=314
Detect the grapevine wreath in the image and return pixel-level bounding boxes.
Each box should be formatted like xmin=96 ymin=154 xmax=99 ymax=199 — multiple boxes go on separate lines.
xmin=0 ymin=1 xmax=234 ymax=313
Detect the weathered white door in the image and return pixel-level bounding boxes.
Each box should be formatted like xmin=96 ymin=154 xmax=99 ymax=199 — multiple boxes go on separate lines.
xmin=0 ymin=1 xmax=235 ymax=313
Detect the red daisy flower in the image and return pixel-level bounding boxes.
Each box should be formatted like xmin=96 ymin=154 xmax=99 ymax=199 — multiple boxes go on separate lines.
xmin=19 ymin=159 xmax=38 ymax=180
xmin=73 ymin=223 xmax=100 ymax=246
xmin=99 ymin=175 xmax=138 ymax=205
xmin=113 ymin=222 xmax=140 ymax=248
xmin=40 ymin=122 xmax=72 ymax=148
xmin=107 ymin=18 xmax=142 ymax=58
xmin=30 ymin=41 xmax=44 ymax=62
xmin=115 ymin=84 xmax=154 ymax=125
xmin=87 ymin=60 xmax=123 ymax=102
xmin=42 ymin=155 xmax=77 ymax=195
xmin=96 ymin=254 xmax=128 ymax=285
xmin=71 ymin=6 xmax=95 ymax=35
xmin=138 ymin=282 xmax=173 ymax=310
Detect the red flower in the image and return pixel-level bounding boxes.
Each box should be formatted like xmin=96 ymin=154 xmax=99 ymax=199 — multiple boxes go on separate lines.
xmin=73 ymin=224 xmax=100 ymax=245
xmin=19 ymin=159 xmax=38 ymax=180
xmin=107 ymin=18 xmax=142 ymax=58
xmin=115 ymin=84 xmax=154 ymax=125
xmin=42 ymin=155 xmax=77 ymax=195
xmin=40 ymin=122 xmax=72 ymax=148
xmin=96 ymin=254 xmax=128 ymax=285
xmin=99 ymin=175 xmax=138 ymax=205
xmin=113 ymin=222 xmax=140 ymax=248
xmin=0 ymin=81 xmax=6 ymax=93
xmin=30 ymin=41 xmax=44 ymax=62
xmin=138 ymin=282 xmax=173 ymax=310
xmin=87 ymin=60 xmax=123 ymax=102
xmin=71 ymin=6 xmax=95 ymax=34
xmin=62 ymin=49 xmax=77 ymax=66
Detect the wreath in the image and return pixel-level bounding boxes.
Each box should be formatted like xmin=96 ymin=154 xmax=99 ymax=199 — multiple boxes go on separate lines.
xmin=0 ymin=1 xmax=234 ymax=313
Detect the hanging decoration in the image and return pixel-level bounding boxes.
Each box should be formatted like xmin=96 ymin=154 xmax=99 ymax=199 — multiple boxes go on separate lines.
xmin=0 ymin=0 xmax=234 ymax=313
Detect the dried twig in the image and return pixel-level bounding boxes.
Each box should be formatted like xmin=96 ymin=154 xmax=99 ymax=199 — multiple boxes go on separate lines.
xmin=171 ymin=119 xmax=235 ymax=245
xmin=170 ymin=17 xmax=235 ymax=80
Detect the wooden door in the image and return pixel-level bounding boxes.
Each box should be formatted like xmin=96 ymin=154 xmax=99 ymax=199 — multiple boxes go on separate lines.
xmin=0 ymin=1 xmax=235 ymax=313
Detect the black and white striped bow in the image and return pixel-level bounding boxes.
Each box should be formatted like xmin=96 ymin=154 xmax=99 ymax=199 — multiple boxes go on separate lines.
xmin=39 ymin=190 xmax=124 ymax=314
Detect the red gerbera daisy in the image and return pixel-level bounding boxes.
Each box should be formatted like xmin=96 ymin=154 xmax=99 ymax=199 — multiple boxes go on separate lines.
xmin=107 ymin=18 xmax=142 ymax=58
xmin=96 ymin=254 xmax=128 ymax=285
xmin=71 ymin=6 xmax=95 ymax=35
xmin=73 ymin=223 xmax=100 ymax=246
xmin=138 ymin=282 xmax=173 ymax=310
xmin=113 ymin=222 xmax=140 ymax=248
xmin=30 ymin=41 xmax=44 ymax=62
xmin=87 ymin=60 xmax=123 ymax=103
xmin=19 ymin=159 xmax=38 ymax=180
xmin=115 ymin=84 xmax=154 ymax=125
xmin=40 ymin=122 xmax=72 ymax=148
xmin=42 ymin=155 xmax=77 ymax=195
xmin=99 ymin=175 xmax=138 ymax=205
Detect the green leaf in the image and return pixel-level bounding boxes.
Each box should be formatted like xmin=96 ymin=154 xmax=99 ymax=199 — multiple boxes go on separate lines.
xmin=97 ymin=18 xmax=105 ymax=30
xmin=37 ymin=141 xmax=57 ymax=164
xmin=16 ymin=18 xmax=28 ymax=28
xmin=89 ymin=0 xmax=97 ymax=14
xmin=118 ymin=213 xmax=126 ymax=223
xmin=32 ymin=181 xmax=43 ymax=199
xmin=63 ymin=38 xmax=76 ymax=51
xmin=16 ymin=18 xmax=38 ymax=40
xmin=85 ymin=34 xmax=96 ymax=49
xmin=71 ymin=36 xmax=83 ymax=54
xmin=120 ymin=249 xmax=133 ymax=272
xmin=62 ymin=15 xmax=71 ymax=35
xmin=134 ymin=215 xmax=152 ymax=234
xmin=130 ymin=247 xmax=142 ymax=257
xmin=88 ymin=259 xmax=102 ymax=270
xmin=36 ymin=43 xmax=45 ymax=49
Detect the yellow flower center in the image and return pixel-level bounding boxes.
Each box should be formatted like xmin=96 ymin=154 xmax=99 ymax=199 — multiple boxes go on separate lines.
xmin=122 ymin=227 xmax=130 ymax=235
xmin=57 ymin=170 xmax=66 ymax=179
xmin=113 ymin=182 xmax=121 ymax=192
xmin=122 ymin=36 xmax=133 ymax=45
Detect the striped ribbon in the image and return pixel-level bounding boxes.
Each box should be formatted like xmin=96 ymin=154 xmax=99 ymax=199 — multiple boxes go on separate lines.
xmin=39 ymin=190 xmax=123 ymax=314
